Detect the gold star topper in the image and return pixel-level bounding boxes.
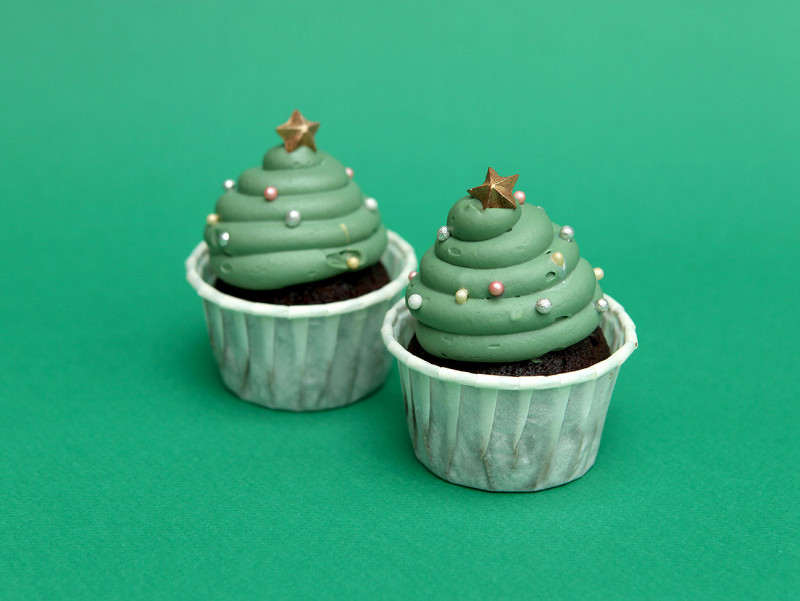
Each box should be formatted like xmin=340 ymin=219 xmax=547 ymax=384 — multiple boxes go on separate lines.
xmin=467 ymin=167 xmax=520 ymax=210
xmin=276 ymin=109 xmax=320 ymax=152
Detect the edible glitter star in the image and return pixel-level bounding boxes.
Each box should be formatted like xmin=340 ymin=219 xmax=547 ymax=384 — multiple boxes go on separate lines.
xmin=467 ymin=167 xmax=520 ymax=210
xmin=276 ymin=109 xmax=320 ymax=152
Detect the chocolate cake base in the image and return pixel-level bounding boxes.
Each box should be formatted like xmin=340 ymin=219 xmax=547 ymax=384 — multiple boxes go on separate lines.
xmin=407 ymin=327 xmax=611 ymax=377
xmin=213 ymin=262 xmax=391 ymax=305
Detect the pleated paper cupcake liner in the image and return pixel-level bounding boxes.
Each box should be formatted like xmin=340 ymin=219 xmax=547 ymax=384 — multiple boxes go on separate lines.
xmin=186 ymin=230 xmax=417 ymax=412
xmin=381 ymin=296 xmax=638 ymax=492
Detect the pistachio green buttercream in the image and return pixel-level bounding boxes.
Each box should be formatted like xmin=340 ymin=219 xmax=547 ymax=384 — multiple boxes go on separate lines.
xmin=204 ymin=145 xmax=388 ymax=290
xmin=406 ymin=196 xmax=604 ymax=362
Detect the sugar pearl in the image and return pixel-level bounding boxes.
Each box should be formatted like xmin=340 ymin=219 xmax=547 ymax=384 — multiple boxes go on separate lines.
xmin=559 ymin=225 xmax=575 ymax=241
xmin=223 ymin=179 xmax=235 ymax=191
xmin=264 ymin=186 xmax=279 ymax=201
xmin=551 ymin=252 xmax=565 ymax=268
xmin=345 ymin=167 xmax=354 ymax=178
xmin=285 ymin=210 xmax=301 ymax=227
xmin=346 ymin=256 xmax=360 ymax=270
xmin=364 ymin=197 xmax=378 ymax=211
xmin=513 ymin=190 xmax=526 ymax=204
xmin=206 ymin=213 xmax=219 ymax=225
xmin=595 ymin=298 xmax=609 ymax=313
xmin=488 ymin=281 xmax=505 ymax=296
xmin=455 ymin=288 xmax=469 ymax=304
xmin=408 ymin=271 xmax=418 ymax=281
xmin=437 ymin=226 xmax=451 ymax=242
xmin=594 ymin=267 xmax=605 ymax=281
xmin=535 ymin=298 xmax=552 ymax=314
xmin=407 ymin=294 xmax=423 ymax=310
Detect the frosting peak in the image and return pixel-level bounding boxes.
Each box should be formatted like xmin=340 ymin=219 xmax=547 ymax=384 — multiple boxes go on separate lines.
xmin=204 ymin=130 xmax=387 ymax=290
xmin=406 ymin=183 xmax=604 ymax=362
xmin=446 ymin=196 xmax=521 ymax=241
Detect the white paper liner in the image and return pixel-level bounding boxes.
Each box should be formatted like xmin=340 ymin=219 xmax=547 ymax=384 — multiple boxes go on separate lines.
xmin=186 ymin=230 xmax=417 ymax=411
xmin=381 ymin=296 xmax=638 ymax=492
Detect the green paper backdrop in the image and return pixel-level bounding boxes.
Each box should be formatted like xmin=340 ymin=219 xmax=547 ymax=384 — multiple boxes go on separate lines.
xmin=1 ymin=1 xmax=798 ymax=598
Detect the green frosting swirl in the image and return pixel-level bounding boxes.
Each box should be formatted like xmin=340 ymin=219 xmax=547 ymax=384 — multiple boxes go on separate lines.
xmin=406 ymin=196 xmax=604 ymax=362
xmin=204 ymin=145 xmax=388 ymax=290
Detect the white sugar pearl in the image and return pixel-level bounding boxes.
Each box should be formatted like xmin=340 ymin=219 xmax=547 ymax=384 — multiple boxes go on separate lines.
xmin=285 ymin=210 xmax=301 ymax=227
xmin=535 ymin=298 xmax=552 ymax=314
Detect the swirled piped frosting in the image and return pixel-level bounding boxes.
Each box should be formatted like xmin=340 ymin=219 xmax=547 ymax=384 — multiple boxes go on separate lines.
xmin=204 ymin=144 xmax=388 ymax=290
xmin=405 ymin=193 xmax=605 ymax=362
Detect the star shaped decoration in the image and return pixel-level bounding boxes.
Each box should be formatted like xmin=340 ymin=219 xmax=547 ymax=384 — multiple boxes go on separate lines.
xmin=276 ymin=109 xmax=320 ymax=152
xmin=467 ymin=167 xmax=520 ymax=210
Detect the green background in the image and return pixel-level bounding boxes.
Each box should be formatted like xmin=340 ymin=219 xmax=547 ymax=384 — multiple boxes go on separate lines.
xmin=2 ymin=1 xmax=798 ymax=598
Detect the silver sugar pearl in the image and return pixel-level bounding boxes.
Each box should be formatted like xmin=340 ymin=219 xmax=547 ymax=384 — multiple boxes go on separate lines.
xmin=595 ymin=298 xmax=609 ymax=313
xmin=285 ymin=210 xmax=301 ymax=228
xmin=218 ymin=231 xmax=230 ymax=247
xmin=535 ymin=298 xmax=552 ymax=314
xmin=364 ymin=197 xmax=378 ymax=211
xmin=559 ymin=225 xmax=575 ymax=241
xmin=437 ymin=226 xmax=451 ymax=242
xmin=223 ymin=179 xmax=235 ymax=191
xmin=407 ymin=294 xmax=423 ymax=310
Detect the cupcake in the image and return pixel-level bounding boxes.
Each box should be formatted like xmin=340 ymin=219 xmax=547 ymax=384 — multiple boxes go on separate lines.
xmin=381 ymin=168 xmax=637 ymax=491
xmin=186 ymin=110 xmax=416 ymax=411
